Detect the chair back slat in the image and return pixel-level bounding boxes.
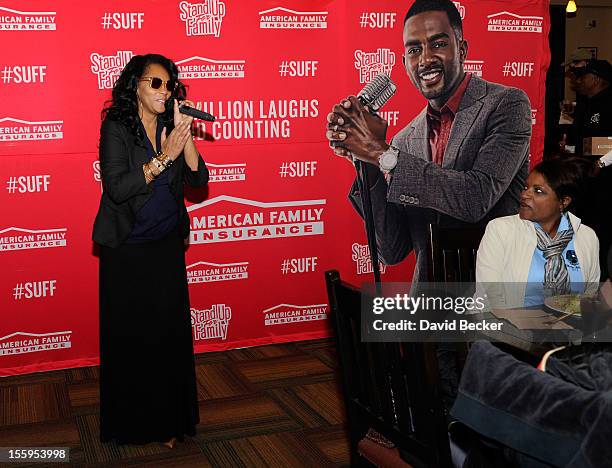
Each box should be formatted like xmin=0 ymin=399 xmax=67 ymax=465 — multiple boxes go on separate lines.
xmin=428 ymin=224 xmax=484 ymax=283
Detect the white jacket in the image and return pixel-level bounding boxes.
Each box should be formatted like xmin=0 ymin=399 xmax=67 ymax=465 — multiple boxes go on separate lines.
xmin=476 ymin=213 xmax=600 ymax=309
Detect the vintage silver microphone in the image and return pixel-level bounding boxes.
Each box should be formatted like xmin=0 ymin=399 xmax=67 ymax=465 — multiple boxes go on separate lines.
xmin=357 ymin=73 xmax=397 ymax=112
xmin=345 ymin=74 xmax=397 ymax=287
xmin=330 ymin=74 xmax=397 ymax=149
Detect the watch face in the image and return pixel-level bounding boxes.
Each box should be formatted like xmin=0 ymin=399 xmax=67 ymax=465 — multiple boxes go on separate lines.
xmin=380 ymin=149 xmax=398 ymax=170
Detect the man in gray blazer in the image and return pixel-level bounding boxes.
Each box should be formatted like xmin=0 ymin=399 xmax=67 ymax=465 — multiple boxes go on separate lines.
xmin=326 ymin=0 xmax=531 ymax=282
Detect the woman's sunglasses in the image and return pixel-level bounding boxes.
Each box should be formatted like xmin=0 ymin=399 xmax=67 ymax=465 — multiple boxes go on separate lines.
xmin=139 ymin=77 xmax=177 ymax=92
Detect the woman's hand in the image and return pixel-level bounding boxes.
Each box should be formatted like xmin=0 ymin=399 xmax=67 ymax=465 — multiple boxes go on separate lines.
xmin=173 ymin=98 xmax=195 ymax=128
xmin=161 ymin=119 xmax=191 ymax=160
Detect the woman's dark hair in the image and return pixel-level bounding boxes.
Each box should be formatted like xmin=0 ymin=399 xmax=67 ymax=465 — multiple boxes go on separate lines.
xmin=404 ymin=0 xmax=463 ymax=40
xmin=101 ymin=54 xmax=186 ymax=137
xmin=532 ymin=156 xmax=594 ymax=212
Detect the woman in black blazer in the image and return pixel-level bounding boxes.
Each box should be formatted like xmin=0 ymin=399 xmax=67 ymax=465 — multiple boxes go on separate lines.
xmin=92 ymin=54 xmax=208 ymax=448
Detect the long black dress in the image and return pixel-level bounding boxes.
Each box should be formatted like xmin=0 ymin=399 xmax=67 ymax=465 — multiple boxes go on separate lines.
xmin=98 ymin=123 xmax=200 ymax=444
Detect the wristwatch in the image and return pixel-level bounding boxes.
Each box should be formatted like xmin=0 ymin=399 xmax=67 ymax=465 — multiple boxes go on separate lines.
xmin=378 ymin=145 xmax=399 ymax=173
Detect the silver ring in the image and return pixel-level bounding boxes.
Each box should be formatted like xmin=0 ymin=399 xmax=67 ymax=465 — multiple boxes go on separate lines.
xmin=333 ymin=124 xmax=339 ymax=132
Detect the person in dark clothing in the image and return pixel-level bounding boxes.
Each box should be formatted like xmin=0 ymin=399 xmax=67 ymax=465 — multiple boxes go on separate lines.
xmin=585 ymin=162 xmax=612 ymax=281
xmin=570 ymin=59 xmax=612 ymax=156
xmin=569 ymin=60 xmax=612 ymax=280
xmin=451 ymin=247 xmax=612 ymax=468
xmin=93 ymin=54 xmax=209 ymax=448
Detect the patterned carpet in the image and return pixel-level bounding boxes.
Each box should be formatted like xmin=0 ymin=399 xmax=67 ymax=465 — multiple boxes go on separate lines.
xmin=0 ymin=339 xmax=350 ymax=467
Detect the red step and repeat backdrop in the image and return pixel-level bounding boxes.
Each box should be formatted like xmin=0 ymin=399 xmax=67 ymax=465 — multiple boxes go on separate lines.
xmin=0 ymin=0 xmax=549 ymax=376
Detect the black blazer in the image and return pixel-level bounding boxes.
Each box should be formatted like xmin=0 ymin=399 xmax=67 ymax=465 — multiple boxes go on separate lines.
xmin=92 ymin=118 xmax=209 ymax=248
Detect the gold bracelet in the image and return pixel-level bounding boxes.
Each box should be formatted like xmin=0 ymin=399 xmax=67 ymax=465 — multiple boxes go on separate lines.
xmin=151 ymin=157 xmax=164 ymax=173
xmin=143 ymin=163 xmax=151 ymax=183
xmin=143 ymin=164 xmax=153 ymax=184
xmin=162 ymin=155 xmax=173 ymax=169
xmin=148 ymin=160 xmax=161 ymax=177
xmin=156 ymin=151 xmax=174 ymax=169
xmin=143 ymin=163 xmax=156 ymax=183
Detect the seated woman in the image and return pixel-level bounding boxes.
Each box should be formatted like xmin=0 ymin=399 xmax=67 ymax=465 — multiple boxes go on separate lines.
xmin=476 ymin=157 xmax=600 ymax=308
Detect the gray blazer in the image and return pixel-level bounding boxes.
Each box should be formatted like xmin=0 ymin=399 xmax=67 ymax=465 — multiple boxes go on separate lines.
xmin=349 ymin=75 xmax=531 ymax=282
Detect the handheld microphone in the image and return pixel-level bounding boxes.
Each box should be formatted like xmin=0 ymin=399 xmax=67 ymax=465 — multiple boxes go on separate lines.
xmin=179 ymin=104 xmax=216 ymax=121
xmin=331 ymin=74 xmax=396 ymax=148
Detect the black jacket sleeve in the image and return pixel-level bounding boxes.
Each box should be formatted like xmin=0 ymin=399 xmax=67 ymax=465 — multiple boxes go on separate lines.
xmin=183 ymin=154 xmax=209 ymax=187
xmin=99 ymin=119 xmax=151 ymax=204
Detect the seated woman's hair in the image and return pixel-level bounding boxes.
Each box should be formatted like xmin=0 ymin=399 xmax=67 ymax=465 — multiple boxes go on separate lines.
xmin=532 ymin=156 xmax=593 ymax=212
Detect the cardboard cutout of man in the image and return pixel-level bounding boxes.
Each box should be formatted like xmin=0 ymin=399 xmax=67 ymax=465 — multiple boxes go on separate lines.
xmin=326 ymin=0 xmax=532 ymax=282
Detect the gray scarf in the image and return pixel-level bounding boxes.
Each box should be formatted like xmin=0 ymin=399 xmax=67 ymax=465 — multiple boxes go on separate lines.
xmin=535 ymin=216 xmax=574 ymax=297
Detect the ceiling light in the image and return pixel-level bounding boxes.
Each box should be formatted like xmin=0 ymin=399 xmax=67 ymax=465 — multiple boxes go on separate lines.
xmin=566 ymin=0 xmax=577 ymax=14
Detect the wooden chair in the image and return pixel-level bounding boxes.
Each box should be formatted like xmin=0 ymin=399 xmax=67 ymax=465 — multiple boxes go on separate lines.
xmin=426 ymin=224 xmax=485 ymax=283
xmin=325 ymin=270 xmax=453 ymax=467
xmin=425 ymin=224 xmax=486 ymax=377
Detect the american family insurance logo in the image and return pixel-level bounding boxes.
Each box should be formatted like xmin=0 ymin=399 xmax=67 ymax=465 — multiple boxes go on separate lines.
xmin=0 ymin=227 xmax=67 ymax=252
xmin=259 ymin=7 xmax=327 ymax=29
xmin=188 ymin=195 xmax=325 ymax=244
xmin=263 ymin=303 xmax=328 ymax=326
xmin=352 ymin=243 xmax=387 ymax=275
xmin=191 ymin=304 xmax=231 ymax=340
xmin=90 ymin=50 xmax=133 ymax=90
xmin=0 ymin=118 xmax=63 ymax=141
xmin=464 ymin=60 xmax=484 ymax=77
xmin=0 ymin=331 xmax=71 ymax=356
xmin=354 ymin=49 xmax=395 ymax=84
xmin=207 ymin=162 xmax=246 ymax=182
xmin=187 ymin=261 xmax=248 ymax=283
xmin=0 ymin=6 xmax=56 ymax=30
xmin=176 ymin=56 xmax=245 ymax=79
xmin=487 ymin=12 xmax=543 ymax=33
xmin=179 ymin=0 xmax=226 ymax=37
